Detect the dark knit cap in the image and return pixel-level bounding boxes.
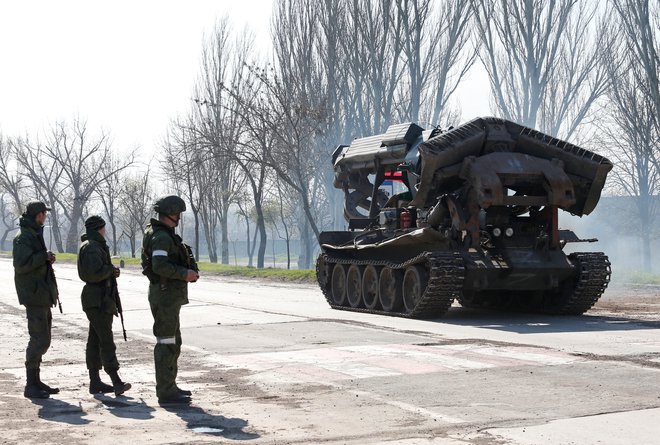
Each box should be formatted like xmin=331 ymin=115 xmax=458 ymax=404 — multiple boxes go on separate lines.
xmin=25 ymin=201 xmax=51 ymax=216
xmin=84 ymin=215 xmax=106 ymax=231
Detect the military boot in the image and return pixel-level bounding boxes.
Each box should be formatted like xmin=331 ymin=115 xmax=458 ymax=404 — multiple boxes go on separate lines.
xmin=89 ymin=369 xmax=114 ymax=394
xmin=24 ymin=368 xmax=49 ymax=399
xmin=36 ymin=368 xmax=59 ymax=394
xmin=175 ymin=384 xmax=192 ymax=397
xmin=107 ymin=368 xmax=131 ymax=396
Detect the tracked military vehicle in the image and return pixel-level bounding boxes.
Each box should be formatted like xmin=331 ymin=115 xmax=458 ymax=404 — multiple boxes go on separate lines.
xmin=316 ymin=117 xmax=612 ymax=318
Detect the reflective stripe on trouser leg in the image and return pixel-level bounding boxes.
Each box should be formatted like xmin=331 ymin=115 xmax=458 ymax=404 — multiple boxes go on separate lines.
xmin=157 ymin=336 xmax=176 ymax=344
xmin=150 ymin=301 xmax=182 ymax=398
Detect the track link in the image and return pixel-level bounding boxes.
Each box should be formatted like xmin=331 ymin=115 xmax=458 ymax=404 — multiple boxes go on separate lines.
xmin=557 ymin=252 xmax=611 ymax=314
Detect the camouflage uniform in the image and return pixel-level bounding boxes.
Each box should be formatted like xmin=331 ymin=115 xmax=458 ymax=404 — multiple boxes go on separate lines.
xmin=141 ymin=196 xmax=196 ymax=403
xmin=13 ymin=201 xmax=59 ymax=398
xmin=78 ymin=215 xmax=130 ymax=396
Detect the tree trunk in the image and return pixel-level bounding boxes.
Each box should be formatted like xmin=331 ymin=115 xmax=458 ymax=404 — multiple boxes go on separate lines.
xmin=192 ymin=207 xmax=200 ymax=261
xmin=254 ymin=201 xmax=267 ymax=269
xmin=65 ymin=201 xmax=84 ymax=253
xmin=0 ymin=228 xmax=9 ymax=251
xmin=109 ymin=220 xmax=118 ymax=256
xmin=221 ymin=205 xmax=230 ymax=264
xmin=129 ymin=235 xmax=136 ymax=258
xmin=639 ymin=194 xmax=653 ymax=272
xmin=298 ymin=220 xmax=313 ymax=270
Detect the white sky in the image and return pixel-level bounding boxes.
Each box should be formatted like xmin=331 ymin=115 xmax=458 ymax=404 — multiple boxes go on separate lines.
xmin=0 ymin=0 xmax=273 ymax=156
xmin=0 ymin=0 xmax=490 ymax=159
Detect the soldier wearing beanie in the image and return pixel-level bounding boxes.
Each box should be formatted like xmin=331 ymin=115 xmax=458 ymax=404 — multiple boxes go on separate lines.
xmin=77 ymin=215 xmax=131 ymax=396
xmin=13 ymin=201 xmax=59 ymax=399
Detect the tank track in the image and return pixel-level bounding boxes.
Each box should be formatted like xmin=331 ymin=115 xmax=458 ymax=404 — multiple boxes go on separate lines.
xmin=455 ymin=252 xmax=611 ymax=315
xmin=317 ymin=251 xmax=465 ymax=319
xmin=555 ymin=252 xmax=611 ymax=314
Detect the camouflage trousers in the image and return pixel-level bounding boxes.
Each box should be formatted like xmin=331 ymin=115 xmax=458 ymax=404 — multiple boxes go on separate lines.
xmin=25 ymin=305 xmax=52 ymax=369
xmin=149 ymin=301 xmax=182 ymax=398
xmin=84 ymin=307 xmax=119 ymax=371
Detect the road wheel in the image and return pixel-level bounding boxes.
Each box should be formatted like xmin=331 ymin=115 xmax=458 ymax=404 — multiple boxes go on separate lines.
xmin=379 ymin=267 xmax=403 ymax=312
xmin=331 ymin=264 xmax=347 ymax=306
xmin=362 ymin=265 xmax=380 ymax=309
xmin=346 ymin=264 xmax=364 ymax=308
xmin=403 ymin=265 xmax=428 ymax=314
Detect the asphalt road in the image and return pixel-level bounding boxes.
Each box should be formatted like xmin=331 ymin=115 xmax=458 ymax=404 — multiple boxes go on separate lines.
xmin=1 ymin=257 xmax=659 ymax=444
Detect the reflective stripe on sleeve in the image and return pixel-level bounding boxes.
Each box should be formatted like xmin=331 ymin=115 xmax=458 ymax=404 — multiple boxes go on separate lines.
xmin=152 ymin=250 xmax=168 ymax=257
xmin=156 ymin=336 xmax=176 ymax=344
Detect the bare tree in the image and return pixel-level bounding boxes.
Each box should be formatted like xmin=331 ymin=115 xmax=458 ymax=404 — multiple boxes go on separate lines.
xmin=396 ymin=0 xmax=476 ymax=125
xmin=600 ymin=0 xmax=660 ymax=271
xmin=472 ymin=0 xmax=611 ymax=139
xmin=0 ymin=194 xmax=16 ymax=251
xmin=118 ymin=171 xmax=154 ymax=258
xmin=0 ymin=134 xmax=26 ymax=214
xmin=10 ymin=133 xmax=67 ymax=252
xmin=13 ymin=120 xmax=135 ymax=252
xmin=191 ymin=18 xmax=250 ymax=264
xmin=610 ymin=0 xmax=660 ymax=134
xmin=162 ymin=119 xmax=203 ymax=259
xmin=97 ymin=153 xmax=139 ymax=255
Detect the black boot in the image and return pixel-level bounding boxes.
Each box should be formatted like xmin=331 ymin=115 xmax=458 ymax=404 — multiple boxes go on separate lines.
xmin=89 ymin=369 xmax=114 ymax=394
xmin=107 ymin=368 xmax=131 ymax=396
xmin=24 ymin=368 xmax=49 ymax=399
xmin=175 ymin=384 xmax=192 ymax=397
xmin=36 ymin=368 xmax=59 ymax=394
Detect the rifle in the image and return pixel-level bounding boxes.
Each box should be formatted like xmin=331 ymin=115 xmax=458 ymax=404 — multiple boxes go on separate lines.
xmin=107 ymin=273 xmax=127 ymax=341
xmin=175 ymin=233 xmax=199 ymax=278
xmin=181 ymin=242 xmax=199 ymax=273
xmin=46 ymin=256 xmax=62 ymax=313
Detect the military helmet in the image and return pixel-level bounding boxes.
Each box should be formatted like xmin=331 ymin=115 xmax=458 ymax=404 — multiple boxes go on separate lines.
xmin=153 ymin=195 xmax=186 ymax=215
xmin=84 ymin=215 xmax=106 ymax=231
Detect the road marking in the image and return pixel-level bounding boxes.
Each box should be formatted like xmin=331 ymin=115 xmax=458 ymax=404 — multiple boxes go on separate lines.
xmin=348 ymin=389 xmax=465 ymax=424
xmin=215 ymin=343 xmax=582 ymax=383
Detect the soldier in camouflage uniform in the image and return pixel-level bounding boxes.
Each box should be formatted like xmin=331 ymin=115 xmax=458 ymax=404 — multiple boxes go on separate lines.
xmin=141 ymin=195 xmax=199 ymax=404
xmin=13 ymin=201 xmax=60 ymax=399
xmin=78 ymin=215 xmax=131 ymax=396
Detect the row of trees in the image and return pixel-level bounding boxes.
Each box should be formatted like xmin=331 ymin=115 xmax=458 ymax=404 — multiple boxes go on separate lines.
xmin=0 ymin=0 xmax=658 ymax=270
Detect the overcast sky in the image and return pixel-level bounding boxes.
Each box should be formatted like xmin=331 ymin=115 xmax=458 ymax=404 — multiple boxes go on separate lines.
xmin=0 ymin=0 xmax=271 ymax=154
xmin=0 ymin=0 xmax=490 ymax=158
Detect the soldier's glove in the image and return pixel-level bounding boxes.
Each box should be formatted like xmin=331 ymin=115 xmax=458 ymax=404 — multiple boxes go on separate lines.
xmin=114 ymin=267 xmax=121 ymax=278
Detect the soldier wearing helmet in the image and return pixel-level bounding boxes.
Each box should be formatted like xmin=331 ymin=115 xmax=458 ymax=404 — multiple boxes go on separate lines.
xmin=141 ymin=195 xmax=199 ymax=405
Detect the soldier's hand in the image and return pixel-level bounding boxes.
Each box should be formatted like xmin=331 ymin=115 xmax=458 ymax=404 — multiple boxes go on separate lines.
xmin=114 ymin=267 xmax=121 ymax=278
xmin=47 ymin=251 xmax=56 ymax=264
xmin=185 ymin=269 xmax=199 ymax=283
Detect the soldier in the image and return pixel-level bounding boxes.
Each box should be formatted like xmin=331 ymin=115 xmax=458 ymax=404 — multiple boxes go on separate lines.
xmin=141 ymin=195 xmax=199 ymax=405
xmin=13 ymin=201 xmax=59 ymax=399
xmin=78 ymin=215 xmax=131 ymax=396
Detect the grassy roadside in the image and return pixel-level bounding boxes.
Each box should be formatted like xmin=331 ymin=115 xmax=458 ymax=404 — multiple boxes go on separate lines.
xmin=0 ymin=252 xmax=316 ymax=283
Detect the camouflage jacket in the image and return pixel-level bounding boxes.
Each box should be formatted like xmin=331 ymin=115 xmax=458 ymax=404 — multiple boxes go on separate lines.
xmin=78 ymin=230 xmax=117 ymax=314
xmin=141 ymin=218 xmax=190 ymax=306
xmin=13 ymin=215 xmax=58 ymax=307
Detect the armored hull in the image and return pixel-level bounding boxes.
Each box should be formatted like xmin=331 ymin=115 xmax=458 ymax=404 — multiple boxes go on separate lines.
xmin=317 ymin=117 xmax=612 ymax=318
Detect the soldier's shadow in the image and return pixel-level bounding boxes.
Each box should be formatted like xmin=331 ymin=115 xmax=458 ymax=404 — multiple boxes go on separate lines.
xmin=93 ymin=394 xmax=156 ymax=420
xmin=33 ymin=398 xmax=91 ymax=425
xmin=161 ymin=403 xmax=260 ymax=440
